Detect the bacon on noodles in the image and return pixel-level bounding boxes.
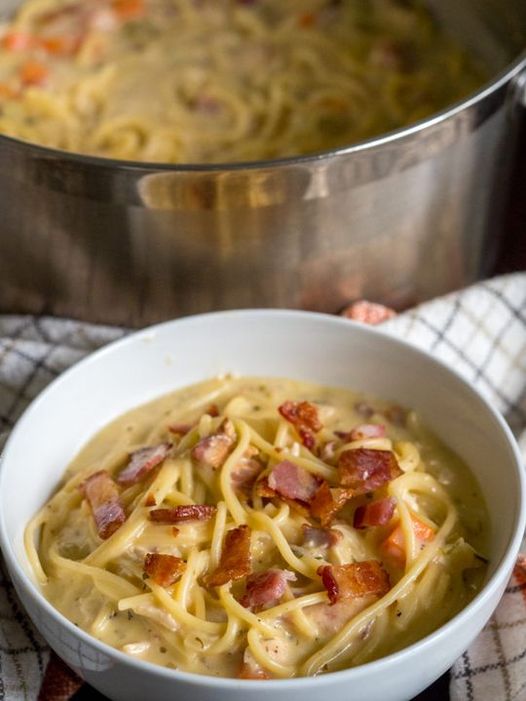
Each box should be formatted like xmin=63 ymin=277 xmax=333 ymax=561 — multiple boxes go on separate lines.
xmin=338 ymin=448 xmax=401 ymax=495
xmin=231 ymin=447 xmax=263 ymax=493
xmin=144 ymin=553 xmax=186 ymax=587
xmin=278 ymin=400 xmax=322 ymax=449
xmin=191 ymin=419 xmax=236 ymax=468
xmin=205 ymin=525 xmax=251 ymax=587
xmin=353 ymin=497 xmax=396 ymax=529
xmin=309 ymin=481 xmax=354 ymax=526
xmin=318 ymin=561 xmax=390 ymax=605
xmin=302 ymin=524 xmax=342 ymax=549
xmin=117 ymin=442 xmax=172 ymax=486
xmin=240 ymin=569 xmax=296 ymax=611
xmin=81 ymin=470 xmax=126 ymax=540
xmin=267 ymin=460 xmax=320 ymax=503
xmin=149 ymin=504 xmax=216 ymax=523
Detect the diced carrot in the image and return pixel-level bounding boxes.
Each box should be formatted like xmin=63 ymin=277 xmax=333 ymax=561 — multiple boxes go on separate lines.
xmin=381 ymin=514 xmax=435 ymax=567
xmin=2 ymin=31 xmax=34 ymax=52
xmin=39 ymin=35 xmax=80 ymax=56
xmin=0 ymin=83 xmax=18 ymax=99
xmin=20 ymin=60 xmax=49 ymax=86
xmin=111 ymin=0 xmax=145 ymax=21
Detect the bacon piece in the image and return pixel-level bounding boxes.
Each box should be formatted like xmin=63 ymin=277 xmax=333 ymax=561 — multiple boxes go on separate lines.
xmin=341 ymin=300 xmax=396 ymax=325
xmin=144 ymin=553 xmax=186 ymax=587
xmin=231 ymin=447 xmax=263 ymax=493
xmin=206 ymin=403 xmax=219 ymax=417
xmin=353 ymin=497 xmax=396 ymax=529
xmin=191 ymin=419 xmax=236 ymax=468
xmin=145 ymin=493 xmax=156 ymax=507
xmin=338 ymin=448 xmax=401 ymax=495
xmin=240 ymin=569 xmax=296 ymax=611
xmin=278 ymin=401 xmax=322 ymax=448
xmin=302 ymin=524 xmax=342 ymax=549
xmin=117 ymin=442 xmax=172 ymax=486
xmin=149 ymin=504 xmax=216 ymax=523
xmin=267 ymin=461 xmax=320 ymax=503
xmin=254 ymin=477 xmax=276 ymax=498
xmin=168 ymin=423 xmax=193 ymax=436
xmin=310 ymin=481 xmax=354 ymax=526
xmin=205 ymin=525 xmax=251 ymax=587
xmin=318 ymin=561 xmax=390 ymax=605
xmin=81 ymin=470 xmax=126 ymax=540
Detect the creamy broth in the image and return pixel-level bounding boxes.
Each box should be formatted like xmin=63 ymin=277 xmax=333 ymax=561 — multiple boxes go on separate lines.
xmin=27 ymin=376 xmax=489 ymax=678
xmin=0 ymin=0 xmax=485 ymax=163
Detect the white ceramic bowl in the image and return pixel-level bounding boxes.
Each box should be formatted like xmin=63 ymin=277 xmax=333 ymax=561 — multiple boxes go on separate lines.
xmin=0 ymin=310 xmax=524 ymax=701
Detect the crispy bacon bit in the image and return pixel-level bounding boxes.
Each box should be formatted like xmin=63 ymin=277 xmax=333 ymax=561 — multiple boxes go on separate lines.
xmin=318 ymin=561 xmax=390 ymax=605
xmin=254 ymin=478 xmax=276 ymax=498
xmin=302 ymin=524 xmax=342 ymax=548
xmin=240 ymin=569 xmax=296 ymax=611
xmin=207 ymin=403 xmax=219 ymax=417
xmin=191 ymin=419 xmax=236 ymax=468
xmin=267 ymin=461 xmax=320 ymax=503
xmin=168 ymin=423 xmax=193 ymax=436
xmin=341 ymin=300 xmax=396 ymax=325
xmin=81 ymin=471 xmax=126 ymax=540
xmin=278 ymin=400 xmax=322 ymax=436
xmin=338 ymin=448 xmax=401 ymax=495
xmin=145 ymin=493 xmax=156 ymax=507
xmin=205 ymin=525 xmax=251 ymax=587
xmin=117 ymin=443 xmax=172 ymax=486
xmin=349 ymin=424 xmax=386 ymax=441
xmin=149 ymin=504 xmax=217 ymax=523
xmin=353 ymin=497 xmax=396 ymax=529
xmin=231 ymin=447 xmax=263 ymax=493
xmin=310 ymin=481 xmax=354 ymax=526
xmin=144 ymin=553 xmax=185 ymax=587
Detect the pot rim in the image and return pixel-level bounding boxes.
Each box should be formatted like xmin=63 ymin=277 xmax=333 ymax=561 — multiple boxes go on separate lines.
xmin=0 ymin=51 xmax=524 ymax=173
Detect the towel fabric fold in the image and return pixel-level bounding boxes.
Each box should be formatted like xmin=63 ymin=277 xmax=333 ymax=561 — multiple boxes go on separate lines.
xmin=0 ymin=273 xmax=525 ymax=701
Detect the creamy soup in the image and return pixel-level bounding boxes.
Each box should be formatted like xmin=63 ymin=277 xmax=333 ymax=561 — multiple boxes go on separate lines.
xmin=26 ymin=376 xmax=489 ymax=678
xmin=0 ymin=0 xmax=485 ymax=163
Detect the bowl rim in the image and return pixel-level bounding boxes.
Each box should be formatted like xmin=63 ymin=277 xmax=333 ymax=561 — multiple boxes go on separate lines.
xmin=0 ymin=308 xmax=524 ymax=689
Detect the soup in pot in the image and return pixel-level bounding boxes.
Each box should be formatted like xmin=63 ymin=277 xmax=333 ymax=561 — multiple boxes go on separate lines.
xmin=0 ymin=0 xmax=485 ymax=163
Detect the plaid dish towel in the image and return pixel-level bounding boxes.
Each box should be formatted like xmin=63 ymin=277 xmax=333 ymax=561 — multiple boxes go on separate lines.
xmin=0 ymin=273 xmax=525 ymax=701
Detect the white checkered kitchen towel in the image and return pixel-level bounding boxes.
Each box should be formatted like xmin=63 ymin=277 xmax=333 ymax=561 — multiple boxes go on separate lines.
xmin=0 ymin=273 xmax=525 ymax=701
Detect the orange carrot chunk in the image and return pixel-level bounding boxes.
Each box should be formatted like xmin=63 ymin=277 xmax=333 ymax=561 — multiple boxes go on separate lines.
xmin=111 ymin=0 xmax=145 ymax=21
xmin=382 ymin=514 xmax=435 ymax=567
xmin=20 ymin=60 xmax=49 ymax=86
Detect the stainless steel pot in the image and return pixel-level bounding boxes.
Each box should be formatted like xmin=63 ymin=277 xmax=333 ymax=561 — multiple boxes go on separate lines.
xmin=0 ymin=1 xmax=525 ymax=327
